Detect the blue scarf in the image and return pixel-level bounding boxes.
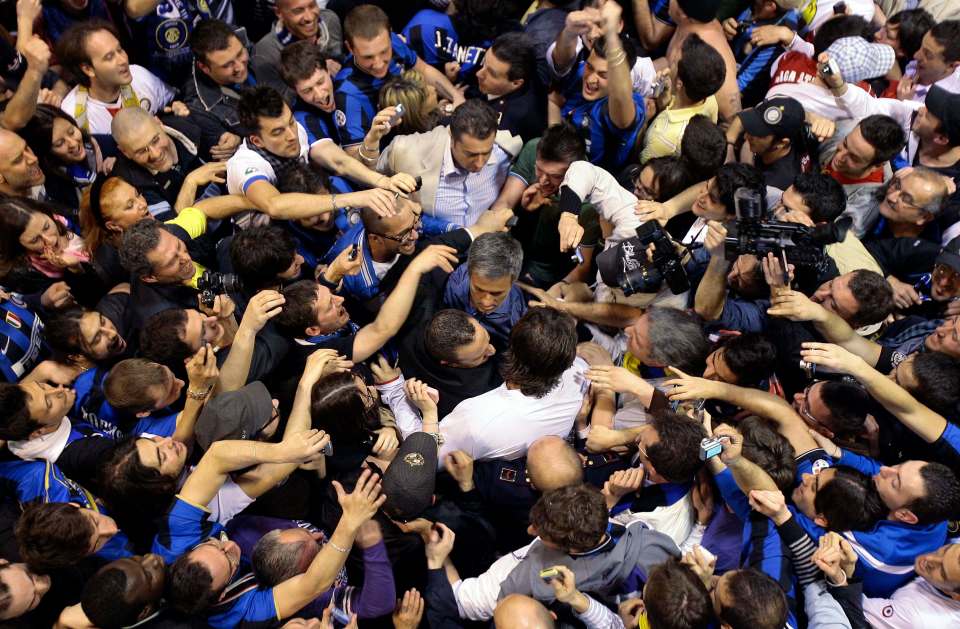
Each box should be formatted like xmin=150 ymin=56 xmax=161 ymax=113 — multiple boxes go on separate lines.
xmin=308 ymin=321 xmax=360 ymax=345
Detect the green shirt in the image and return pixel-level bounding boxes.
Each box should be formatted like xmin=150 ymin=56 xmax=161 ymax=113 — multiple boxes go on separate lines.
xmin=510 ymin=139 xmax=602 ymax=285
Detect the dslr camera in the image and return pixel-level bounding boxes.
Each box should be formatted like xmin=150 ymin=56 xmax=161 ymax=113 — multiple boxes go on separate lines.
xmin=724 ymin=187 xmax=850 ymax=270
xmin=198 ymin=271 xmax=242 ymax=308
xmin=598 ymin=220 xmax=690 ymax=295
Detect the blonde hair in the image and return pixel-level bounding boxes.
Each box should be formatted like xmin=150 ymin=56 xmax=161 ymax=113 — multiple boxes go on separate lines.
xmin=378 ymin=70 xmax=439 ymax=134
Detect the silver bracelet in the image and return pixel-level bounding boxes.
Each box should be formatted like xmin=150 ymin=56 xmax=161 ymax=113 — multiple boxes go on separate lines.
xmin=328 ymin=540 xmax=349 ymax=553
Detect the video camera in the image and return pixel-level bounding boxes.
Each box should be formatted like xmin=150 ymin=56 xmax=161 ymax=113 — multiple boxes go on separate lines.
xmin=597 ymin=220 xmax=690 ymax=295
xmin=724 ymin=188 xmax=850 ymax=270
xmin=198 ymin=271 xmax=242 ymax=308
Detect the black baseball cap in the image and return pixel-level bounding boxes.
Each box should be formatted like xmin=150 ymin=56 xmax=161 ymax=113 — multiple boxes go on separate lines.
xmin=381 ymin=433 xmax=438 ymax=521
xmin=936 ymin=236 xmax=960 ymax=275
xmin=924 ymin=85 xmax=960 ymax=146
xmin=738 ymin=97 xmax=805 ymax=142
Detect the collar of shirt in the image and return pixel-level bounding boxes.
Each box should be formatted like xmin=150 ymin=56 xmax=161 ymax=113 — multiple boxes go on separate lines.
xmin=441 ymin=141 xmax=502 ymax=178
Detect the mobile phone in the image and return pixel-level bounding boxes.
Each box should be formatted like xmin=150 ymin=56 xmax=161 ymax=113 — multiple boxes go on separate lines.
xmin=833 ymin=1 xmax=846 ymax=14
xmin=389 ymin=103 xmax=405 ymax=127
xmin=539 ymin=568 xmax=561 ymax=583
xmin=651 ymin=77 xmax=666 ymax=98
xmin=571 ymin=247 xmax=584 ymax=264
xmin=506 ymin=214 xmax=519 ymax=227
xmin=322 ymin=441 xmax=334 ymax=457
xmin=819 ymin=57 xmax=840 ymax=78
xmin=348 ymin=243 xmax=359 ymax=261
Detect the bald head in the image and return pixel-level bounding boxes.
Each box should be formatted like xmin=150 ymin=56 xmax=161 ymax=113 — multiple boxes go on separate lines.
xmin=0 ymin=130 xmax=43 ymax=193
xmin=361 ymin=196 xmax=420 ymax=233
xmin=494 ymin=594 xmax=555 ymax=629
xmin=111 ymin=107 xmax=159 ymax=148
xmin=111 ymin=108 xmax=177 ymax=172
xmin=527 ymin=436 xmax=583 ymax=491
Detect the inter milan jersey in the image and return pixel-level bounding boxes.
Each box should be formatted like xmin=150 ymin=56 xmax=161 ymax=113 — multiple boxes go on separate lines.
xmin=0 ymin=292 xmax=45 ymax=383
xmin=560 ymin=64 xmax=645 ymax=172
xmin=294 ymin=101 xmax=343 ymax=147
xmin=402 ymin=9 xmax=489 ymax=82
xmin=333 ymin=33 xmax=419 ymax=147
xmin=0 ymin=459 xmax=133 ymax=562
xmin=71 ymin=367 xmax=178 ymax=441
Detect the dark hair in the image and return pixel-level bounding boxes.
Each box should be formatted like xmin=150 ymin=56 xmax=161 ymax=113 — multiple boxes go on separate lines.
xmin=56 ymin=19 xmax=121 ymax=87
xmin=450 ymin=99 xmax=499 ymax=142
xmin=118 ymin=219 xmax=165 ymax=278
xmin=815 ymin=465 xmax=886 ymax=531
xmin=528 ymin=485 xmax=608 ymax=552
xmin=719 ymin=332 xmax=776 ymax=387
xmin=592 ymin=34 xmax=639 ymax=72
xmin=20 ymin=105 xmax=93 ymax=180
xmin=16 ymin=502 xmax=97 ymax=572
xmin=500 ymin=308 xmax=577 ymax=398
xmin=97 ymin=438 xmax=179 ymax=517
xmin=677 ymin=34 xmax=726 ymax=102
xmin=139 ymin=309 xmax=192 ymax=367
xmin=275 ymin=280 xmax=320 ymax=337
xmin=847 ymin=269 xmax=894 ymax=327
xmin=912 ymin=351 xmax=960 ymax=417
xmin=230 ymin=226 xmax=297 ymax=291
xmin=714 ymin=163 xmax=766 ymax=217
xmin=189 ymin=19 xmax=239 ymax=65
xmin=859 ymin=114 xmax=906 ymax=166
xmin=252 ymin=530 xmax=311 ymax=586
xmin=812 ymin=15 xmax=872 ymax=56
xmin=887 ymin=9 xmax=935 ymax=59
xmin=643 ymin=156 xmax=693 ymax=202
xmin=237 ymin=86 xmax=288 ymax=136
xmin=43 ymin=306 xmax=88 ymax=360
xmin=646 ymin=411 xmax=707 ymax=482
xmin=278 ymin=162 xmax=331 ymax=195
xmin=167 ymin=555 xmax=220 ymax=615
xmin=82 ymin=564 xmax=151 ymax=628
xmin=718 ymin=569 xmax=788 ymax=629
xmin=280 ymin=39 xmax=330 ymax=87
xmin=644 ymin=558 xmax=713 ymax=629
xmin=818 ymin=381 xmax=869 ymax=437
xmin=310 ymin=371 xmax=381 ymax=444
xmin=645 ymin=307 xmax=710 ymax=375
xmin=0 ymin=384 xmax=37 ymax=440
xmin=0 ymin=197 xmax=69 ymax=274
xmin=488 ymin=32 xmax=535 ymax=84
xmin=739 ymin=415 xmax=797 ymax=493
xmin=425 ymin=309 xmax=478 ymax=364
xmin=537 ymin=122 xmax=586 ymax=164
xmin=909 ymin=462 xmax=960 ymax=524
xmin=791 ymin=173 xmax=846 ymax=223
xmin=930 ymin=20 xmax=960 ymax=64
xmin=343 ymin=4 xmax=391 ymax=44
xmin=451 ymin=0 xmax=501 ymax=43
xmin=680 ymin=116 xmax=727 ymax=183
xmin=103 ymin=358 xmax=170 ymax=414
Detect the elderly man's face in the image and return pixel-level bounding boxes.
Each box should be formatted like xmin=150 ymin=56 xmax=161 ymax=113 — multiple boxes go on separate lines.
xmin=878 ymin=173 xmax=940 ymax=226
xmin=0 ymin=132 xmax=44 ymax=192
xmin=118 ymin=118 xmax=177 ymax=173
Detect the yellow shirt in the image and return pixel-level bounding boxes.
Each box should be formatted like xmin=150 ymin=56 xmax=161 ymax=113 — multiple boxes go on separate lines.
xmin=163 ymin=207 xmax=207 ymax=288
xmin=640 ymin=96 xmax=719 ymax=163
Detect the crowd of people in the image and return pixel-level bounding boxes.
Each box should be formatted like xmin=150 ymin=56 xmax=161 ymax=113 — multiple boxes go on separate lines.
xmin=0 ymin=0 xmax=959 ymax=627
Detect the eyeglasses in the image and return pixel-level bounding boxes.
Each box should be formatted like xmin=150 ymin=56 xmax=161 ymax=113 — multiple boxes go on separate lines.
xmin=797 ymin=384 xmax=827 ymax=429
xmin=373 ymin=215 xmax=422 ymax=243
xmin=890 ymin=177 xmax=925 ymax=212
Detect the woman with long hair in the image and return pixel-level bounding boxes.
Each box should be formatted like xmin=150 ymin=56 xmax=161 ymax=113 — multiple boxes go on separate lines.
xmin=20 ymin=105 xmax=111 ymax=210
xmin=0 ymin=197 xmax=110 ymax=307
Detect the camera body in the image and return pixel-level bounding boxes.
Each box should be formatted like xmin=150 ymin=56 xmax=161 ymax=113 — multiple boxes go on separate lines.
xmin=724 ymin=188 xmax=850 ymax=270
xmin=699 ymin=437 xmax=726 ymax=461
xmin=618 ymin=221 xmax=690 ymax=295
xmin=197 ymin=271 xmax=242 ymax=308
